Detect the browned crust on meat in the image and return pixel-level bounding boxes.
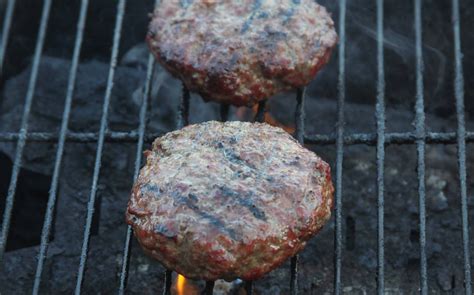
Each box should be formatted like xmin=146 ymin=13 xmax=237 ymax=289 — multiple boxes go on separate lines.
xmin=126 ymin=121 xmax=334 ymax=281
xmin=147 ymin=1 xmax=337 ymax=106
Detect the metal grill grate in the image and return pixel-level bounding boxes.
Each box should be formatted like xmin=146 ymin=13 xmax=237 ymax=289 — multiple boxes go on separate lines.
xmin=0 ymin=0 xmax=472 ymax=294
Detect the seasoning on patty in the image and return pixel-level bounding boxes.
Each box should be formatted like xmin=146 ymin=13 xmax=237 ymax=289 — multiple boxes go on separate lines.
xmin=126 ymin=121 xmax=334 ymax=281
xmin=147 ymin=1 xmax=337 ymax=106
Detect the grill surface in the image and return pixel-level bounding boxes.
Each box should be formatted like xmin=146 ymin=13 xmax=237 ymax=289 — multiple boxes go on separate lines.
xmin=0 ymin=0 xmax=473 ymax=294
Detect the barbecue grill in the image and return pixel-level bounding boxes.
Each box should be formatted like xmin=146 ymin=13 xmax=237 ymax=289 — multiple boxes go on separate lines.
xmin=0 ymin=0 xmax=473 ymax=294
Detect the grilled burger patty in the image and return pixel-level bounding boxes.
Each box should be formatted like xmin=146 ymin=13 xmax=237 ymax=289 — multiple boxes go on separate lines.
xmin=147 ymin=1 xmax=337 ymax=106
xmin=126 ymin=121 xmax=334 ymax=281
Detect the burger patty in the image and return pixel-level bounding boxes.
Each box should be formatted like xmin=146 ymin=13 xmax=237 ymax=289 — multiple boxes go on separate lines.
xmin=126 ymin=121 xmax=334 ymax=281
xmin=147 ymin=0 xmax=337 ymax=106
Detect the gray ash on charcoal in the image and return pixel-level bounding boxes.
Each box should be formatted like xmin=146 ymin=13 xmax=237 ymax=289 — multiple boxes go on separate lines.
xmin=0 ymin=0 xmax=154 ymax=87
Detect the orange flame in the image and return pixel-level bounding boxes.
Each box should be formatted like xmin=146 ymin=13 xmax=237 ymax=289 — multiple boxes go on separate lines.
xmin=177 ymin=275 xmax=186 ymax=295
xmin=244 ymin=104 xmax=295 ymax=134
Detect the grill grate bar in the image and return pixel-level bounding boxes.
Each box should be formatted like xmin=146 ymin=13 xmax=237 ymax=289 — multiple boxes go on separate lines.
xmin=245 ymin=280 xmax=254 ymax=295
xmin=290 ymin=255 xmax=299 ymax=295
xmin=118 ymin=54 xmax=156 ymax=293
xmin=290 ymin=87 xmax=305 ymax=295
xmin=414 ymin=0 xmax=428 ymax=293
xmin=203 ymin=281 xmax=215 ymax=295
xmin=74 ymin=0 xmax=127 ymax=292
xmin=334 ymin=0 xmax=346 ymax=293
xmin=452 ymin=0 xmax=472 ymax=293
xmin=220 ymin=104 xmax=230 ymax=121
xmin=177 ymin=86 xmax=190 ymax=129
xmin=0 ymin=130 xmax=473 ymax=144
xmin=306 ymin=131 xmax=474 ymax=145
xmin=163 ymin=270 xmax=172 ymax=295
xmin=32 ymin=0 xmax=90 ymax=293
xmin=0 ymin=131 xmax=164 ymax=142
xmin=294 ymin=88 xmax=306 ymax=143
xmin=0 ymin=0 xmax=16 ymax=74
xmin=255 ymin=100 xmax=267 ymax=123
xmin=375 ymin=0 xmax=386 ymax=293
xmin=0 ymin=0 xmax=52 ymax=264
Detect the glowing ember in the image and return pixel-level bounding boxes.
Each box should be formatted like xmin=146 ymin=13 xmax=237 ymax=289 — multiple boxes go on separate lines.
xmin=236 ymin=105 xmax=295 ymax=134
xmin=173 ymin=275 xmax=243 ymax=294
xmin=177 ymin=275 xmax=185 ymax=295
xmin=173 ymin=274 xmax=200 ymax=295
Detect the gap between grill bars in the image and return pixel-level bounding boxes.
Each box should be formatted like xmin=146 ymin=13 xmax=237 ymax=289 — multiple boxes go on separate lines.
xmin=73 ymin=0 xmax=127 ymax=292
xmin=118 ymin=47 xmax=157 ymax=295
xmin=0 ymin=0 xmax=53 ymax=264
xmin=0 ymin=0 xmax=472 ymax=294
xmin=0 ymin=0 xmax=16 ymax=74
xmin=32 ymin=0 xmax=90 ymax=293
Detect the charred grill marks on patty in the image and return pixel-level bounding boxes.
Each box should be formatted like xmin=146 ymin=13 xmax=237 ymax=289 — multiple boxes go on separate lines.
xmin=216 ymin=141 xmax=257 ymax=171
xmin=180 ymin=0 xmax=193 ymax=8
xmin=241 ymin=0 xmax=264 ymax=33
xmin=173 ymin=191 xmax=238 ymax=240
xmin=281 ymin=0 xmax=301 ymax=24
xmin=155 ymin=224 xmax=177 ymax=239
xmin=140 ymin=183 xmax=161 ymax=195
xmin=216 ymin=185 xmax=267 ymax=221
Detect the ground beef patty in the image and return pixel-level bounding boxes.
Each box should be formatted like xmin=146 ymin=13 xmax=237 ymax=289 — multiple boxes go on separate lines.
xmin=147 ymin=1 xmax=337 ymax=106
xmin=126 ymin=121 xmax=334 ymax=281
